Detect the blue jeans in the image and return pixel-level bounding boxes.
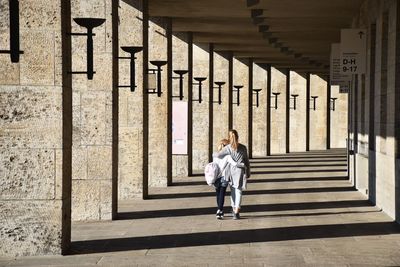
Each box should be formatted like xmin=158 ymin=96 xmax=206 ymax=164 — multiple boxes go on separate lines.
xmin=215 ymin=177 xmax=228 ymax=211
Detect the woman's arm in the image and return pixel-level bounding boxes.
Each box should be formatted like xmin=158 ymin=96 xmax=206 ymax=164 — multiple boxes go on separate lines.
xmin=212 ymin=146 xmax=230 ymax=159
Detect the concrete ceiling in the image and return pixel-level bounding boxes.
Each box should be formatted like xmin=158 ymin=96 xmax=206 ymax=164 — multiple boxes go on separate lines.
xmin=148 ymin=0 xmax=364 ymax=75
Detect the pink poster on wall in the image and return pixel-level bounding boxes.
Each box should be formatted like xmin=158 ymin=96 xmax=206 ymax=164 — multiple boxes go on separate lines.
xmin=172 ymin=101 xmax=188 ymax=155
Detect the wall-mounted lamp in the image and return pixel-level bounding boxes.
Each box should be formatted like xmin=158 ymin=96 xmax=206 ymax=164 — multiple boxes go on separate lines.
xmin=0 ymin=0 xmax=23 ymax=63
xmin=330 ymin=97 xmax=338 ymax=111
xmin=147 ymin=60 xmax=167 ymax=97
xmin=213 ymin=82 xmax=225 ymax=105
xmin=117 ymin=46 xmax=143 ymax=92
xmin=171 ymin=70 xmax=188 ymax=100
xmin=290 ymin=94 xmax=299 ymax=110
xmin=310 ymin=96 xmax=318 ymax=110
xmin=68 ymin=18 xmax=106 ymax=80
xmin=253 ymin=89 xmax=262 ymax=108
xmin=192 ymin=77 xmax=207 ymax=103
xmin=232 ymin=85 xmax=243 ymax=106
xmin=271 ymin=92 xmax=281 ymax=109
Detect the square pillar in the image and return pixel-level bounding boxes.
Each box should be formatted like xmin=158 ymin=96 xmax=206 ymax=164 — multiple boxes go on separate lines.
xmin=0 ymin=0 xmax=71 ymax=256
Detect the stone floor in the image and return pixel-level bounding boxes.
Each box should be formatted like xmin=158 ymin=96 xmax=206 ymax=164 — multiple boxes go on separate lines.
xmin=2 ymin=149 xmax=400 ymax=266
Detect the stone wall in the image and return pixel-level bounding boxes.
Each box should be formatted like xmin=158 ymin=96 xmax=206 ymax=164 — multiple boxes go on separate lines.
xmin=193 ymin=43 xmax=210 ymax=171
xmin=309 ymin=74 xmax=327 ymax=150
xmin=148 ymin=17 xmax=168 ymax=187
xmin=330 ymin=85 xmax=348 ymax=148
xmin=172 ymin=32 xmax=189 ymax=178
xmin=213 ymin=52 xmax=229 ymax=150
xmin=289 ymin=72 xmax=307 ymax=152
xmin=232 ymin=58 xmax=249 ymax=148
xmin=70 ymin=0 xmax=114 ymax=222
xmin=350 ymin=0 xmax=398 ymax=220
xmin=252 ymin=63 xmax=267 ymax=156
xmin=118 ymin=0 xmax=144 ymax=199
xmin=270 ymin=67 xmax=287 ymax=154
xmin=0 ymin=0 xmax=70 ymax=256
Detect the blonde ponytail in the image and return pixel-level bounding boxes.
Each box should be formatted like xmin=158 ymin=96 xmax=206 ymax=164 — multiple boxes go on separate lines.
xmin=228 ymin=129 xmax=239 ymax=151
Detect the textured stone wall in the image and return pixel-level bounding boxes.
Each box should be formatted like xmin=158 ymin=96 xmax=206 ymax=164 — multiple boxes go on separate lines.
xmin=70 ymin=0 xmax=114 ymax=221
xmin=330 ymin=85 xmax=348 ymax=148
xmin=289 ymin=72 xmax=307 ymax=152
xmin=374 ymin=2 xmax=396 ymax=218
xmin=270 ymin=67 xmax=287 ymax=154
xmin=213 ymin=52 xmax=229 ymax=150
xmin=350 ymin=0 xmax=397 ymax=219
xmin=252 ymin=63 xmax=267 ymax=156
xmin=118 ymin=0 xmax=143 ymax=199
xmin=172 ymin=32 xmax=188 ymax=178
xmin=309 ymin=74 xmax=327 ymax=150
xmin=148 ymin=17 xmax=168 ymax=187
xmin=0 ymin=0 xmax=70 ymax=256
xmin=193 ymin=43 xmax=210 ymax=171
xmin=232 ymin=58 xmax=249 ymax=148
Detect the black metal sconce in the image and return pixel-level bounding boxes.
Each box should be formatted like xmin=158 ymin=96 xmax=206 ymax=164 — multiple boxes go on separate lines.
xmin=0 ymin=0 xmax=23 ymax=63
xmin=271 ymin=92 xmax=281 ymax=109
xmin=290 ymin=94 xmax=299 ymax=110
xmin=253 ymin=89 xmax=262 ymax=108
xmin=118 ymin=46 xmax=143 ymax=92
xmin=171 ymin=70 xmax=188 ymax=100
xmin=147 ymin=60 xmax=167 ymax=97
xmin=192 ymin=77 xmax=207 ymax=103
xmin=330 ymin=97 xmax=338 ymax=111
xmin=310 ymin=96 xmax=318 ymax=110
xmin=68 ymin=18 xmax=106 ymax=80
xmin=213 ymin=82 xmax=226 ymax=105
xmin=232 ymin=85 xmax=243 ymax=106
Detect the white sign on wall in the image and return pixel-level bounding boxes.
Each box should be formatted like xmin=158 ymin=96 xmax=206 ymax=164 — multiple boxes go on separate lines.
xmin=330 ymin=43 xmax=351 ymax=89
xmin=340 ymin=29 xmax=367 ymax=75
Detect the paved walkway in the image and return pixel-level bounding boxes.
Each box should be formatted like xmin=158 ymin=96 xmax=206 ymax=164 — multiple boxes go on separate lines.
xmin=2 ymin=149 xmax=400 ymax=266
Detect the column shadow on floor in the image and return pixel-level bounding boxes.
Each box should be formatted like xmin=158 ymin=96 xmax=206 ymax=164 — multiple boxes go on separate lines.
xmin=117 ymin=199 xmax=371 ymax=220
xmin=250 ymin=164 xmax=348 ymax=168
xmin=172 ymin=175 xmax=349 ymax=186
xmin=70 ymin=221 xmax=400 ymax=254
xmin=148 ymin=186 xmax=356 ymax=199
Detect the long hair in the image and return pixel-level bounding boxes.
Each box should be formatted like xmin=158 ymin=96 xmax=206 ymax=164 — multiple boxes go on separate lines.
xmin=228 ymin=129 xmax=239 ymax=151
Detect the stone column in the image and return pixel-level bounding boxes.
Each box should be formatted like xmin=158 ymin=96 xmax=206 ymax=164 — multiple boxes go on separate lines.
xmin=252 ymin=63 xmax=268 ymax=156
xmin=147 ymin=17 xmax=169 ymax=187
xmin=70 ymin=0 xmax=116 ymax=221
xmin=285 ymin=69 xmax=290 ymax=153
xmin=326 ymin=77 xmax=331 ymax=150
xmin=306 ymin=73 xmax=310 ymax=151
xmin=289 ymin=72 xmax=307 ymax=152
xmin=368 ymin=23 xmax=377 ymax=204
xmin=208 ymin=44 xmax=214 ymax=162
xmin=266 ymin=64 xmax=272 ymax=156
xmin=193 ymin=42 xmax=210 ymax=172
xmin=248 ymin=59 xmax=254 ymax=158
xmin=309 ymin=74 xmax=327 ymax=150
xmin=228 ymin=53 xmax=233 ymax=130
xmin=271 ymin=67 xmax=287 ymax=154
xmin=232 ymin=58 xmax=249 ymax=148
xmin=213 ymin=52 xmax=229 ymax=150
xmin=0 ymin=0 xmax=71 ymax=256
xmin=330 ymin=85 xmax=348 ymax=148
xmin=394 ymin=0 xmax=400 ymax=223
xmin=171 ymin=32 xmax=189 ymax=178
xmin=118 ymin=0 xmax=144 ymax=199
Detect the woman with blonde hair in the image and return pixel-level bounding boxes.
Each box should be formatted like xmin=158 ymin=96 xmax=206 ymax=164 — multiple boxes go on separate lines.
xmin=213 ymin=129 xmax=250 ymax=219
xmin=212 ymin=139 xmax=242 ymax=219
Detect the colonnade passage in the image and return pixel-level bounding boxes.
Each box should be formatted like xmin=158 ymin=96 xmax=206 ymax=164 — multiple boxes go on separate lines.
xmin=1 ymin=0 xmax=400 ymax=265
